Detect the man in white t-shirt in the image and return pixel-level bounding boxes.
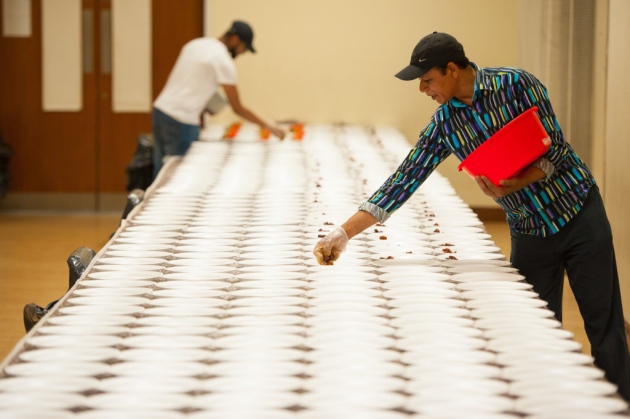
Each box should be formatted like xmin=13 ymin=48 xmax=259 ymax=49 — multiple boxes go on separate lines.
xmin=152 ymin=20 xmax=286 ymax=178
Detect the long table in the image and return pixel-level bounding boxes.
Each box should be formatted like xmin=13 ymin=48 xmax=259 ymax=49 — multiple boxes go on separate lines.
xmin=0 ymin=124 xmax=628 ymax=418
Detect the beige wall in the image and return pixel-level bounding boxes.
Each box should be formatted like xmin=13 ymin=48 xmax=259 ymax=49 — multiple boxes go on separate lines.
xmin=206 ymin=0 xmax=519 ymax=208
xmin=604 ymin=0 xmax=630 ymax=318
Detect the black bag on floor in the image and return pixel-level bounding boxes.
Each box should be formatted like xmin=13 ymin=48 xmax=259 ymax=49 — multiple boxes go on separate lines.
xmin=0 ymin=135 xmax=14 ymax=198
xmin=126 ymin=133 xmax=154 ymax=191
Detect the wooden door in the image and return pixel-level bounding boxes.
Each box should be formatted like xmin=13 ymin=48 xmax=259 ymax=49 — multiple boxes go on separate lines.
xmin=0 ymin=0 xmax=203 ymax=209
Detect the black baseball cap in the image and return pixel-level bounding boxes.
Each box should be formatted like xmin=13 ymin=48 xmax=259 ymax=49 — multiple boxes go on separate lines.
xmin=395 ymin=32 xmax=468 ymax=80
xmin=229 ymin=20 xmax=256 ymax=53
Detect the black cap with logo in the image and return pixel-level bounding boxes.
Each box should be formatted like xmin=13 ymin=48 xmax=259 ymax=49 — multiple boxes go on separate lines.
xmin=395 ymin=32 xmax=468 ymax=80
xmin=229 ymin=20 xmax=256 ymax=53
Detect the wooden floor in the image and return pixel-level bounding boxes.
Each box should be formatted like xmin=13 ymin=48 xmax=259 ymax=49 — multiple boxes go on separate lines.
xmin=0 ymin=212 xmax=122 ymax=361
xmin=0 ymin=212 xmax=592 ymax=361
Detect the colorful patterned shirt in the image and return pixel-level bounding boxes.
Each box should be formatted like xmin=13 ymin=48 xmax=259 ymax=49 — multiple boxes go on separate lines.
xmin=360 ymin=63 xmax=594 ymax=237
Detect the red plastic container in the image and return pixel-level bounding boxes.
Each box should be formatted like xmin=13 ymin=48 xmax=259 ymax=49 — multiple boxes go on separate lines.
xmin=458 ymin=107 xmax=551 ymax=187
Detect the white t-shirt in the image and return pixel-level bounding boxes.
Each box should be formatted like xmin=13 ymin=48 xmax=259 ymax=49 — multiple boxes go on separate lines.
xmin=153 ymin=38 xmax=237 ymax=125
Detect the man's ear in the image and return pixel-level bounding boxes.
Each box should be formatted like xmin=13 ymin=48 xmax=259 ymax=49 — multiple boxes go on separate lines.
xmin=447 ymin=62 xmax=459 ymax=78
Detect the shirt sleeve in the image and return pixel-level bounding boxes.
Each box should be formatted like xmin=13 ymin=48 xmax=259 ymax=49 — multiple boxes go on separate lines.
xmin=360 ymin=115 xmax=452 ymax=223
xmin=517 ymin=72 xmax=570 ymax=173
xmin=214 ymin=56 xmax=237 ymax=86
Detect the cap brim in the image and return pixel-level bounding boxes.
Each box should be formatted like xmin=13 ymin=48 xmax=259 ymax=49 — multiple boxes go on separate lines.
xmin=247 ymin=44 xmax=256 ymax=53
xmin=395 ymin=64 xmax=427 ymax=81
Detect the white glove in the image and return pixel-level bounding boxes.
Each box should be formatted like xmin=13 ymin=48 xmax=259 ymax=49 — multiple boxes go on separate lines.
xmin=313 ymin=226 xmax=349 ymax=265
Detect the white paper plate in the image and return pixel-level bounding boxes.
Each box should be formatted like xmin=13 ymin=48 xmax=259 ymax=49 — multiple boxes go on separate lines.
xmin=116 ymin=348 xmax=211 ymax=362
xmin=120 ymin=335 xmax=214 ymax=350
xmin=134 ymin=316 xmax=219 ymax=327
xmin=193 ymin=392 xmax=300 ymax=410
xmin=129 ymin=325 xmax=215 ymax=335
xmin=18 ymin=347 xmax=120 ymax=362
xmin=174 ymin=245 xmax=237 ymax=253
xmin=390 ymin=302 xmax=474 ymax=320
xmin=0 ymin=376 xmax=100 ymax=393
xmin=220 ymin=314 xmax=305 ymax=327
xmin=466 ymin=297 xmax=548 ymax=310
xmin=4 ymin=361 xmax=111 ymax=377
xmin=461 ymin=289 xmax=538 ymax=300
xmin=46 ymin=314 xmax=135 ymax=326
xmin=235 ymin=280 xmax=307 ymax=290
xmin=167 ymin=258 xmax=236 ymax=266
xmin=402 ymin=349 xmax=495 ymax=365
xmin=227 ymin=305 xmax=305 ymax=315
xmin=59 ymin=305 xmax=144 ymax=315
xmin=114 ymin=237 xmax=176 ymax=244
xmin=228 ymin=296 xmax=306 ymax=306
xmin=238 ymin=265 xmax=307 ymax=273
xmin=87 ymin=271 xmax=161 ymax=280
xmin=452 ymin=272 xmax=525 ymax=283
xmin=410 ymin=394 xmax=514 ymax=415
xmin=396 ymin=322 xmax=482 ymax=338
xmin=155 ymin=280 xmax=230 ymax=290
xmin=162 ymin=271 xmax=233 ymax=280
xmin=0 ymin=392 xmax=89 ymax=410
xmin=97 ymin=257 xmax=167 ymax=265
xmin=104 ymin=250 xmax=173 ymax=258
xmin=501 ymin=364 xmax=604 ymax=383
xmin=236 ymin=272 xmax=306 ymax=281
xmin=456 ymin=281 xmax=533 ymax=291
xmin=108 ymin=243 xmax=174 ymax=251
xmin=204 ymin=361 xmax=304 ymax=376
xmin=73 ymin=287 xmax=149 ymax=297
xmin=36 ymin=324 xmax=127 ymax=336
xmin=496 ymin=351 xmax=594 ymax=367
xmin=514 ymin=394 xmax=628 ymax=415
xmin=152 ymin=289 xmax=225 ymax=298
xmin=95 ymin=376 xmax=202 ymax=393
xmin=509 ymin=378 xmax=618 ymax=397
xmin=230 ymin=288 xmax=304 ymax=297
xmin=300 ymin=390 xmax=406 ymax=410
xmin=238 ymin=258 xmax=305 ymax=267
xmin=91 ymin=264 xmax=165 ymax=272
xmin=487 ymin=337 xmax=582 ymax=353
xmin=143 ymin=306 xmax=224 ymax=316
xmin=471 ymin=307 xmax=555 ymax=321
xmin=148 ymin=297 xmax=225 ymax=307
xmin=383 ymin=287 xmax=459 ymax=299
xmin=448 ymin=265 xmax=518 ymax=274
xmin=165 ymin=265 xmax=235 ymax=273
xmin=173 ymin=251 xmax=239 ymax=259
xmin=484 ymin=326 xmax=573 ymax=340
xmin=26 ymin=334 xmax=122 ymax=348
xmin=388 ymin=297 xmax=465 ymax=309
xmin=378 ymin=272 xmax=451 ymax=282
xmin=407 ymin=377 xmax=509 ymax=396
xmin=84 ymin=393 xmax=195 ymax=410
xmin=474 ymin=315 xmax=560 ymax=330
xmin=67 ymin=296 xmax=150 ymax=306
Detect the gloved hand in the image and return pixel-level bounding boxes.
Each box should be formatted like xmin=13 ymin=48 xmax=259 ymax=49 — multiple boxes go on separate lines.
xmin=266 ymin=122 xmax=286 ymax=140
xmin=313 ymin=226 xmax=349 ymax=265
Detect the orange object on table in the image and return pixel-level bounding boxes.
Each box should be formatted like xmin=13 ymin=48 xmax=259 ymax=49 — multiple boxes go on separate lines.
xmin=458 ymin=107 xmax=551 ymax=187
xmin=223 ymin=122 xmax=241 ymax=140
xmin=291 ymin=123 xmax=305 ymax=141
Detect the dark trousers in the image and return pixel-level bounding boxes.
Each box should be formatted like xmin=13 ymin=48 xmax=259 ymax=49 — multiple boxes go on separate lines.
xmin=510 ymin=185 xmax=630 ymax=402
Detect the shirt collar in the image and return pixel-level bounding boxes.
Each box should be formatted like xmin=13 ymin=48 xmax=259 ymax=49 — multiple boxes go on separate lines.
xmin=447 ymin=62 xmax=492 ymax=108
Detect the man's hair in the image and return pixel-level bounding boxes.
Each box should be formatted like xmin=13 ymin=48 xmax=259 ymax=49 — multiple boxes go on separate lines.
xmin=435 ymin=58 xmax=471 ymax=75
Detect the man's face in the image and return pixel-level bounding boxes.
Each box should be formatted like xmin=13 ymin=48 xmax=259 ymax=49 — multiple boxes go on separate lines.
xmin=418 ymin=66 xmax=457 ymax=105
xmin=227 ymin=35 xmax=248 ymax=59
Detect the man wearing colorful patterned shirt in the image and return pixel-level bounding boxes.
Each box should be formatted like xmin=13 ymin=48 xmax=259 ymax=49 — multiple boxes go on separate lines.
xmin=314 ymin=32 xmax=630 ymax=401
